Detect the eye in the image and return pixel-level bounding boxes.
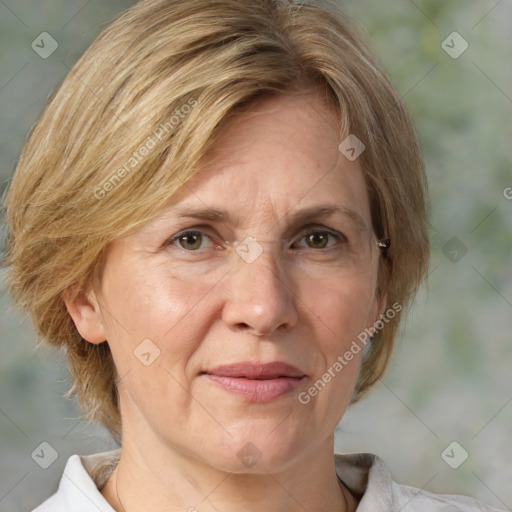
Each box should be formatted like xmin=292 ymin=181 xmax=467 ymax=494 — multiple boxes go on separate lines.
xmin=166 ymin=226 xmax=347 ymax=253
xmin=293 ymin=228 xmax=347 ymax=250
xmin=168 ymin=230 xmax=216 ymax=251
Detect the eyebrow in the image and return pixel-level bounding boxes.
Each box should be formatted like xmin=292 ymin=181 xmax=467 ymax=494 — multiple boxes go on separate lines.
xmin=173 ymin=204 xmax=369 ymax=232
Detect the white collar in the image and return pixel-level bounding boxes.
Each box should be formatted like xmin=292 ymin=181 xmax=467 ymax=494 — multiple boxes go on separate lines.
xmin=32 ymin=449 xmax=502 ymax=511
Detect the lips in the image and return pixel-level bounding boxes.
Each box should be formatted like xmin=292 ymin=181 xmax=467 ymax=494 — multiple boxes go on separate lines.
xmin=204 ymin=361 xmax=306 ymax=379
xmin=202 ymin=361 xmax=306 ymax=402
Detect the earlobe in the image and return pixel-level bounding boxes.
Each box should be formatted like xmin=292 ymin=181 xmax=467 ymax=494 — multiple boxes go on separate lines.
xmin=62 ymin=283 xmax=106 ymax=344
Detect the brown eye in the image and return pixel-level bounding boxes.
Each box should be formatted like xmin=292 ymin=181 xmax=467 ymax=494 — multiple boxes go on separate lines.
xmin=171 ymin=231 xmax=212 ymax=251
xmin=304 ymin=232 xmax=330 ymax=249
xmin=178 ymin=233 xmax=202 ymax=250
xmin=295 ymin=229 xmax=345 ymax=250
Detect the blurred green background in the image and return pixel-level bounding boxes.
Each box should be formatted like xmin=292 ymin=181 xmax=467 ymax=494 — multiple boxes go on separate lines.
xmin=1 ymin=1 xmax=511 ymax=510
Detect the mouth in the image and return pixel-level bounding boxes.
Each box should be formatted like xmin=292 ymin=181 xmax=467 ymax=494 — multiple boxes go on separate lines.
xmin=201 ymin=361 xmax=307 ymax=402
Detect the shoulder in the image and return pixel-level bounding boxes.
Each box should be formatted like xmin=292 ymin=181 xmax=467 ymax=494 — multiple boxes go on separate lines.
xmin=32 ymin=491 xmax=65 ymax=512
xmin=392 ymin=480 xmax=504 ymax=511
xmin=32 ymin=492 xmax=69 ymax=512
xmin=30 ymin=450 xmax=120 ymax=512
xmin=334 ymin=452 xmax=505 ymax=511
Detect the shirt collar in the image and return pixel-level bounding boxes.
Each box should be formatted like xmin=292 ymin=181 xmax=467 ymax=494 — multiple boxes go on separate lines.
xmin=57 ymin=449 xmax=391 ymax=511
xmin=335 ymin=452 xmax=395 ymax=510
xmin=57 ymin=449 xmax=120 ymax=512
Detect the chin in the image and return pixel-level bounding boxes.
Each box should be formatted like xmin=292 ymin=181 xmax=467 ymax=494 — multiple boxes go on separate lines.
xmin=198 ymin=431 xmax=309 ymax=475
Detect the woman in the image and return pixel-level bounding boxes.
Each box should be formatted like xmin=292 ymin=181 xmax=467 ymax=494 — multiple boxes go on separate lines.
xmin=3 ymin=0 xmax=504 ymax=510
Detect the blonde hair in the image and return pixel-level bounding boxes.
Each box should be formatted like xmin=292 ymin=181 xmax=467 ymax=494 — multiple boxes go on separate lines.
xmin=3 ymin=0 xmax=429 ymax=441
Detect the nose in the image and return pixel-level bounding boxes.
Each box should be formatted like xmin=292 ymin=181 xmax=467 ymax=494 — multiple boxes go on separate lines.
xmin=222 ymin=242 xmax=298 ymax=336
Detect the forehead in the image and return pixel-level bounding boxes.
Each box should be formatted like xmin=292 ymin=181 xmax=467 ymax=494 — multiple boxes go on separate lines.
xmin=153 ymin=91 xmax=372 ymax=232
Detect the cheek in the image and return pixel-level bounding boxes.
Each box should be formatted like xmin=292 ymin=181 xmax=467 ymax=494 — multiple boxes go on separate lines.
xmin=100 ymin=265 xmax=214 ymax=423
xmin=99 ymin=261 xmax=217 ymax=371
xmin=304 ymin=271 xmax=377 ymax=346
xmin=298 ymin=277 xmax=369 ymax=422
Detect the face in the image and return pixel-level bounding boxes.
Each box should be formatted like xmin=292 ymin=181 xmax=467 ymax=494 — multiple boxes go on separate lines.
xmin=67 ymin=91 xmax=386 ymax=473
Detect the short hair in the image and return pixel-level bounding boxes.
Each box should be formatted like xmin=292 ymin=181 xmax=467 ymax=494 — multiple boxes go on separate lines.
xmin=3 ymin=0 xmax=429 ymax=441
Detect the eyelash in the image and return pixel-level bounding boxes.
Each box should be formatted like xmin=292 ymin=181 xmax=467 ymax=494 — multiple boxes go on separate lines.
xmin=166 ymin=226 xmax=348 ymax=253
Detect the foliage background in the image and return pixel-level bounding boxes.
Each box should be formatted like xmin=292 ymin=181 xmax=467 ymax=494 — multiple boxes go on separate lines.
xmin=1 ymin=1 xmax=511 ymax=510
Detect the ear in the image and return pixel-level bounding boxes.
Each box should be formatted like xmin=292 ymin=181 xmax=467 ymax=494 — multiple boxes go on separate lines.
xmin=62 ymin=283 xmax=106 ymax=344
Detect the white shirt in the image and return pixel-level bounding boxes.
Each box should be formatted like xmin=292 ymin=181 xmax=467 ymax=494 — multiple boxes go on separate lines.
xmin=32 ymin=449 xmax=505 ymax=511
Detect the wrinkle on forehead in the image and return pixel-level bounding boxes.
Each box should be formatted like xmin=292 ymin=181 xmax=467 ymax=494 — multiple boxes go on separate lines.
xmin=136 ymin=91 xmax=373 ymax=243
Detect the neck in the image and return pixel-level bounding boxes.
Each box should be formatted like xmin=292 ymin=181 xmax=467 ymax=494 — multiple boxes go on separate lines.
xmin=101 ymin=433 xmax=357 ymax=512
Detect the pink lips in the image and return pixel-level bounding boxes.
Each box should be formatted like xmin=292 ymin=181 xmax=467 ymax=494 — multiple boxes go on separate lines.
xmin=202 ymin=362 xmax=306 ymax=402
